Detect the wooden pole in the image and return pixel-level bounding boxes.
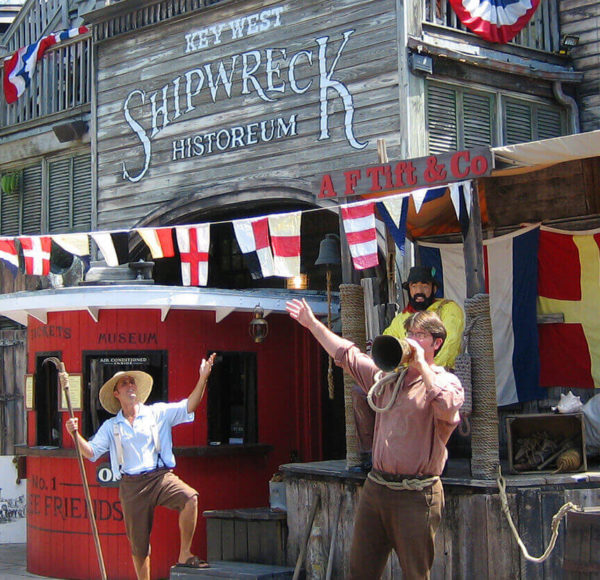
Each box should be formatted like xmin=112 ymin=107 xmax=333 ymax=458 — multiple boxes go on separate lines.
xmin=377 ymin=138 xmax=397 ymax=304
xmin=44 ymin=358 xmax=108 ymax=580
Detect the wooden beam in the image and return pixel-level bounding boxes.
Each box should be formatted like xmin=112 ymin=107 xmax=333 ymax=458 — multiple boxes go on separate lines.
xmin=463 ymin=181 xmax=486 ymax=297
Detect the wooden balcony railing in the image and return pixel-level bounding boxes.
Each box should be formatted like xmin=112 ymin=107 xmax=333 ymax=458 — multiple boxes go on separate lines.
xmin=423 ymin=0 xmax=561 ymax=53
xmin=0 ymin=33 xmax=92 ymax=131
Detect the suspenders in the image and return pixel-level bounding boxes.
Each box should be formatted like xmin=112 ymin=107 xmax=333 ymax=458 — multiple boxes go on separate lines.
xmin=112 ymin=413 xmax=163 ymax=473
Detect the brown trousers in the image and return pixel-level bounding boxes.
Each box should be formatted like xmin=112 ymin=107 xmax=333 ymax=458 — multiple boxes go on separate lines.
xmin=119 ymin=468 xmax=198 ymax=558
xmin=349 ymin=478 xmax=444 ymax=580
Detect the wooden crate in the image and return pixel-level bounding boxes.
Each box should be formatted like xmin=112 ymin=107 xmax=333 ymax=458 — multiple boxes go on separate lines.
xmin=203 ymin=508 xmax=288 ymax=566
xmin=506 ymin=413 xmax=587 ymax=474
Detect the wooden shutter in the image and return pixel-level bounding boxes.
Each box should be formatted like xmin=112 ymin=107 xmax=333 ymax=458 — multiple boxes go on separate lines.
xmin=72 ymin=154 xmax=92 ymax=231
xmin=504 ymin=99 xmax=533 ymax=145
xmin=427 ymin=83 xmax=458 ymax=154
xmin=537 ymin=105 xmax=564 ymax=140
xmin=463 ymin=91 xmax=494 ymax=149
xmin=48 ymin=158 xmax=72 ymax=232
xmin=21 ymin=165 xmax=42 ymax=235
xmin=0 ymin=181 xmax=21 ymax=236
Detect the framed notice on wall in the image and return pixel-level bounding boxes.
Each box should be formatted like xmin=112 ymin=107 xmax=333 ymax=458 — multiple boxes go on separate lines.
xmin=25 ymin=375 xmax=34 ymax=409
xmin=59 ymin=374 xmax=83 ymax=411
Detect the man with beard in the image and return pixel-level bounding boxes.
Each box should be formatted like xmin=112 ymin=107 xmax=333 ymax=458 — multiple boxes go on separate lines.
xmin=351 ymin=266 xmax=464 ymax=471
xmin=383 ymin=266 xmax=464 ymax=368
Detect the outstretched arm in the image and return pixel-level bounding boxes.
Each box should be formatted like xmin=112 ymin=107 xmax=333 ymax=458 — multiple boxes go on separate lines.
xmin=187 ymin=353 xmax=216 ymax=413
xmin=65 ymin=418 xmax=95 ymax=459
xmin=286 ymin=298 xmax=345 ymax=358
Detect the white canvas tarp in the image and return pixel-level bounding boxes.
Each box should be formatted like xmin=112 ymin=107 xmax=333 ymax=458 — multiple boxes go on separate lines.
xmin=492 ymin=129 xmax=600 ymax=175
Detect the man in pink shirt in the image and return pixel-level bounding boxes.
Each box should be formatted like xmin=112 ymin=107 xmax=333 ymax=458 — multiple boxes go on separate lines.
xmin=286 ymin=298 xmax=463 ymax=580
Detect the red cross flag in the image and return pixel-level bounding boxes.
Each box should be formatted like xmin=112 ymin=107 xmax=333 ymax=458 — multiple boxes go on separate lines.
xmin=19 ymin=236 xmax=52 ymax=275
xmin=0 ymin=238 xmax=19 ymax=273
xmin=175 ymin=225 xmax=210 ymax=286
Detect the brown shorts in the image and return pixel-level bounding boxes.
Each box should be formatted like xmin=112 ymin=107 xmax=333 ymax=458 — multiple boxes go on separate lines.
xmin=118 ymin=468 xmax=198 ymax=558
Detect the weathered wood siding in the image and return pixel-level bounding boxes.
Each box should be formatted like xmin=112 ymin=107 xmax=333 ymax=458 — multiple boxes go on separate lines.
xmin=94 ymin=0 xmax=401 ymax=229
xmin=284 ymin=471 xmax=600 ymax=579
xmin=561 ymin=1 xmax=600 ymax=132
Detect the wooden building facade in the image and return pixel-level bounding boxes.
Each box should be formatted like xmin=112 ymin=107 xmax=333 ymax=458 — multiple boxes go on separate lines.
xmin=0 ymin=0 xmax=598 ymax=579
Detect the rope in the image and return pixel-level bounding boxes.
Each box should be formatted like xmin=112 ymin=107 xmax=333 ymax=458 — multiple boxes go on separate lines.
xmin=340 ymin=284 xmax=367 ymax=467
xmin=465 ymin=294 xmax=499 ymax=479
xmin=368 ymin=471 xmax=440 ymax=491
xmin=326 ymin=270 xmax=334 ymax=400
xmin=496 ymin=466 xmax=581 ymax=563
xmin=367 ymin=368 xmax=408 ymax=413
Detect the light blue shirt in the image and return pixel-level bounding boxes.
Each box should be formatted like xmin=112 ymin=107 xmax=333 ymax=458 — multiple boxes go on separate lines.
xmin=88 ymin=399 xmax=193 ymax=479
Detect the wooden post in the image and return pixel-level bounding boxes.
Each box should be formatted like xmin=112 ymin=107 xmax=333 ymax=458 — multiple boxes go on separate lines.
xmin=377 ymin=138 xmax=398 ymax=304
xmin=463 ymin=181 xmax=486 ymax=297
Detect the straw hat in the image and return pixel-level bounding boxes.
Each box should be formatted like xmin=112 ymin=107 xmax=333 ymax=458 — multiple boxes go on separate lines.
xmin=99 ymin=370 xmax=153 ymax=414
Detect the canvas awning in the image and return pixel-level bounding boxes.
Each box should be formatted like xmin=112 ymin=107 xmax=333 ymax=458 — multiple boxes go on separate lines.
xmin=492 ymin=130 xmax=600 ymax=176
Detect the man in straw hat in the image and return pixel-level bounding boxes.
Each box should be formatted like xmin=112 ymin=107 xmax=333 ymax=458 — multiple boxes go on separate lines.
xmin=286 ymin=298 xmax=463 ymax=579
xmin=65 ymin=353 xmax=216 ymax=580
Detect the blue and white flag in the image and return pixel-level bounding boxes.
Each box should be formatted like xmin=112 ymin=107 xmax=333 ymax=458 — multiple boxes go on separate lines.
xmin=419 ymin=224 xmax=545 ymax=406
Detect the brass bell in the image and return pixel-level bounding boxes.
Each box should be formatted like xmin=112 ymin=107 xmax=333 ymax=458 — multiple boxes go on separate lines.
xmin=315 ymin=234 xmax=341 ymax=267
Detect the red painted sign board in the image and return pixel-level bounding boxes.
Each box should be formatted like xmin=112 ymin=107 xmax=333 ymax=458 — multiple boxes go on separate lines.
xmin=316 ymin=148 xmax=492 ymax=199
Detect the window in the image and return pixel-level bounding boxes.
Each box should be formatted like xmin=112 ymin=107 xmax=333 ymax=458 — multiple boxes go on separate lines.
xmin=426 ymin=81 xmax=567 ymax=153
xmin=0 ymin=153 xmax=92 ymax=236
xmin=207 ymin=351 xmax=257 ymax=445
xmin=81 ymin=351 xmax=168 ymax=439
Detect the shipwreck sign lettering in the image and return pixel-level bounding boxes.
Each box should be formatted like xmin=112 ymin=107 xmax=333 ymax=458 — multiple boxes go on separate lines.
xmin=316 ymin=149 xmax=492 ymax=199
xmin=122 ymin=11 xmax=367 ymax=182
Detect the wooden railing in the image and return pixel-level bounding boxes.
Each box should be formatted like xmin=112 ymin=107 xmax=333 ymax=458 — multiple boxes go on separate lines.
xmin=0 ymin=33 xmax=92 ymax=130
xmin=423 ymin=0 xmax=561 ymax=53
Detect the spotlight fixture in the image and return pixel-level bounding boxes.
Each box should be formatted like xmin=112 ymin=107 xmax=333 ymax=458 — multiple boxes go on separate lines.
xmin=559 ymin=35 xmax=579 ymax=55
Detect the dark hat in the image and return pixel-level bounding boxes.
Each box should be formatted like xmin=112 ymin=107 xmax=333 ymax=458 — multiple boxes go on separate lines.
xmin=401 ymin=266 xmax=438 ymax=291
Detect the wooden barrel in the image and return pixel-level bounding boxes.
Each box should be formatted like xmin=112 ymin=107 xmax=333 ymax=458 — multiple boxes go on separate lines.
xmin=563 ymin=507 xmax=600 ymax=578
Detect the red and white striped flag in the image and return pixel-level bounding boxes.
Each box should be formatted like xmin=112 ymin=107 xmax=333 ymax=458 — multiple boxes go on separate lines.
xmin=137 ymin=227 xmax=175 ymax=259
xmin=19 ymin=236 xmax=52 ymax=275
xmin=175 ymin=225 xmax=210 ymax=286
xmin=341 ymin=201 xmax=378 ymax=270
xmin=0 ymin=238 xmax=19 ymax=273
xmin=268 ymin=212 xmax=301 ymax=277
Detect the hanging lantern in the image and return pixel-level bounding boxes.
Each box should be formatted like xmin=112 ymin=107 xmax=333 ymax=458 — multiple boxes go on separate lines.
xmin=249 ymin=305 xmax=269 ymax=343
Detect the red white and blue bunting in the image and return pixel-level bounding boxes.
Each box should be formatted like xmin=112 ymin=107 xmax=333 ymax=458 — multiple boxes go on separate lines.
xmin=448 ymin=0 xmax=540 ymax=44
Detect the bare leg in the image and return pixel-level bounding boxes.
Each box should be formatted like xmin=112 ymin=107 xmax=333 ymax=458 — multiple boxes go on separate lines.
xmin=132 ymin=553 xmax=151 ymax=580
xmin=178 ymin=495 xmax=198 ymax=563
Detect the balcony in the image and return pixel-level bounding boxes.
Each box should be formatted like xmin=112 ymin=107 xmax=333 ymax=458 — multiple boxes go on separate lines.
xmin=423 ymin=0 xmax=561 ymax=53
xmin=0 ymin=32 xmax=92 ymax=134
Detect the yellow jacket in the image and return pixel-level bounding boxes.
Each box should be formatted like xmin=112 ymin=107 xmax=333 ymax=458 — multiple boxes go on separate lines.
xmin=383 ymin=299 xmax=465 ymax=368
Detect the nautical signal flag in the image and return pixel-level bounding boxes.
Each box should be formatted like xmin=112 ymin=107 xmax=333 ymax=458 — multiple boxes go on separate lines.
xmin=232 ymin=217 xmax=274 ymax=279
xmin=537 ymin=227 xmax=600 ymax=389
xmin=419 ymin=224 xmax=545 ymax=406
xmin=91 ymin=232 xmax=130 ymax=266
xmin=137 ymin=227 xmax=175 ymax=259
xmin=175 ymin=224 xmax=210 ymax=286
xmin=0 ymin=238 xmax=19 ymax=273
xmin=3 ymin=26 xmax=89 ymax=104
xmin=19 ymin=236 xmax=52 ymax=276
xmin=268 ymin=212 xmax=301 ymax=278
xmin=341 ymin=201 xmax=378 ymax=270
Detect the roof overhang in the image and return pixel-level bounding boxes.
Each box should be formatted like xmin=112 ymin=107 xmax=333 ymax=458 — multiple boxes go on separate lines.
xmin=0 ymin=285 xmax=338 ymax=327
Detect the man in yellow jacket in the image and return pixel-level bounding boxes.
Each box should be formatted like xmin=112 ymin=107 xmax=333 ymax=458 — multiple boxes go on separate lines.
xmin=351 ymin=266 xmax=464 ymax=471
xmin=384 ymin=265 xmax=464 ymax=368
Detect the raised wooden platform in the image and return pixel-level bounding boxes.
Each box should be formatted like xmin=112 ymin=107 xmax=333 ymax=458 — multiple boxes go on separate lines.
xmin=169 ymin=560 xmax=295 ymax=579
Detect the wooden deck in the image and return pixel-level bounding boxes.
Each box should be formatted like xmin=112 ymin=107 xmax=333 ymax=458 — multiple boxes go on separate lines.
xmin=280 ymin=458 xmax=600 ymax=579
